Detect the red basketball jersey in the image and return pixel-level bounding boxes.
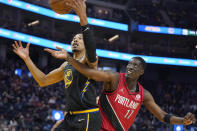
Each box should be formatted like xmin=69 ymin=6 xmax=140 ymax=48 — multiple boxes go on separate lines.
xmin=99 ymin=73 xmax=144 ymax=131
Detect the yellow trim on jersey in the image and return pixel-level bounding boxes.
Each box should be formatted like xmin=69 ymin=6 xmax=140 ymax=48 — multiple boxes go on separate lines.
xmin=69 ymin=108 xmax=99 ymax=115
xmin=86 ymin=113 xmax=90 ymax=131
xmin=82 ymin=80 xmax=90 ymax=94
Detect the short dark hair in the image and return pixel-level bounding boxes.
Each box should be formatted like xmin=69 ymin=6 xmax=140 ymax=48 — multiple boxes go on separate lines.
xmin=132 ymin=57 xmax=147 ymax=71
xmin=71 ymin=33 xmax=83 ymax=42
xmin=72 ymin=32 xmax=82 ymax=38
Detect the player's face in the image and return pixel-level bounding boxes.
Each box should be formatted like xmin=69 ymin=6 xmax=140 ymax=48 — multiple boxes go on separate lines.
xmin=125 ymin=58 xmax=144 ymax=78
xmin=71 ymin=34 xmax=85 ymax=52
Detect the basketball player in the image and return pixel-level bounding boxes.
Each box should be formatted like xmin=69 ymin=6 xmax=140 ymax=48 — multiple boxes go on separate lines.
xmin=44 ymin=46 xmax=196 ymax=130
xmin=12 ymin=0 xmax=101 ymax=130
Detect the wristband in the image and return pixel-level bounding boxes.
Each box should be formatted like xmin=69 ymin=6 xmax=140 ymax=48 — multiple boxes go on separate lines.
xmin=164 ymin=114 xmax=172 ymax=124
xmin=81 ymin=25 xmax=90 ymax=32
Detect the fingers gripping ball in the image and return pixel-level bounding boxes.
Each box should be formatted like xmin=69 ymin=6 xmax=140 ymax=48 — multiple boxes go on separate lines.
xmin=49 ymin=0 xmax=74 ymax=14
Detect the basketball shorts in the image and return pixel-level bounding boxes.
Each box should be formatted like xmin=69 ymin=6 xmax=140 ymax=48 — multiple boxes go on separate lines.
xmin=54 ymin=108 xmax=101 ymax=131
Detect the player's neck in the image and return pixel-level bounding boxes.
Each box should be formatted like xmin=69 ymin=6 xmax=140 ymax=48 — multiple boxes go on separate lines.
xmin=125 ymin=75 xmax=138 ymax=91
xmin=73 ymin=50 xmax=85 ymax=60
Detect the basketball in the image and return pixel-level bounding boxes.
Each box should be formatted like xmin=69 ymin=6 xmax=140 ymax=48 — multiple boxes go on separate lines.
xmin=49 ymin=0 xmax=73 ymax=14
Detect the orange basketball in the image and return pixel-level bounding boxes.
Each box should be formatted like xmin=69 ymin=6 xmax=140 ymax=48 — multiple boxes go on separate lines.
xmin=49 ymin=0 xmax=73 ymax=14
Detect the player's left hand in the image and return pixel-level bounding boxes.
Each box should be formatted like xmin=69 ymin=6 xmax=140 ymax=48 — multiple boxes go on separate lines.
xmin=183 ymin=112 xmax=196 ymax=125
xmin=44 ymin=46 xmax=69 ymax=60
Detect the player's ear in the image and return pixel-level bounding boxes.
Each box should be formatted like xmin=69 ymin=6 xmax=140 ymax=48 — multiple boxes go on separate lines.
xmin=139 ymin=68 xmax=144 ymax=75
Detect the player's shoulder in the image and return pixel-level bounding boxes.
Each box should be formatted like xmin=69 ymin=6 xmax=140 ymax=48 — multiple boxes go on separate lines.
xmin=59 ymin=61 xmax=68 ymax=70
xmin=143 ymin=88 xmax=154 ymax=102
xmin=143 ymin=88 xmax=149 ymax=93
xmin=143 ymin=88 xmax=151 ymax=95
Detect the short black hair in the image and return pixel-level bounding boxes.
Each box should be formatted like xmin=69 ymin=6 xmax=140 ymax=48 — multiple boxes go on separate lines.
xmin=71 ymin=33 xmax=83 ymax=42
xmin=72 ymin=32 xmax=82 ymax=38
xmin=132 ymin=57 xmax=147 ymax=71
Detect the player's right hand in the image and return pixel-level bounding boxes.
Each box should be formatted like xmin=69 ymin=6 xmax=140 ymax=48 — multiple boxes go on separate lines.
xmin=44 ymin=46 xmax=69 ymax=60
xmin=12 ymin=40 xmax=30 ymax=61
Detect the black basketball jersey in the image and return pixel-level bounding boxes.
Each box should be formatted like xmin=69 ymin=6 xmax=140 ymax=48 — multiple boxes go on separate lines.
xmin=63 ymin=62 xmax=98 ymax=111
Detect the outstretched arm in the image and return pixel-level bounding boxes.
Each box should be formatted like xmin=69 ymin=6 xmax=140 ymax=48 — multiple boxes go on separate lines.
xmin=66 ymin=55 xmax=116 ymax=82
xmin=44 ymin=47 xmax=117 ymax=83
xmin=66 ymin=0 xmax=98 ymax=68
xmin=12 ymin=41 xmax=66 ymax=87
xmin=143 ymin=89 xmax=196 ymax=125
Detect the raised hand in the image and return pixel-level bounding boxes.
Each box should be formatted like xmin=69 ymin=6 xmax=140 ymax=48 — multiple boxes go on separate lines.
xmin=183 ymin=112 xmax=196 ymax=125
xmin=44 ymin=46 xmax=69 ymax=60
xmin=64 ymin=0 xmax=87 ymax=26
xmin=12 ymin=40 xmax=30 ymax=60
xmin=65 ymin=0 xmax=86 ymax=17
xmin=73 ymin=0 xmax=86 ymax=18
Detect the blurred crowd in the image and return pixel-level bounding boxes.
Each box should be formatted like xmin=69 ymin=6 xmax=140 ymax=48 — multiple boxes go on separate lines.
xmin=1 ymin=0 xmax=197 ymax=62
xmin=96 ymin=36 xmax=197 ymax=60
xmin=165 ymin=1 xmax=197 ymax=29
xmin=0 ymin=59 xmax=65 ymax=130
xmin=0 ymin=58 xmax=196 ymax=131
xmin=86 ymin=0 xmax=197 ymax=29
xmin=18 ymin=0 xmax=197 ymax=29
xmin=128 ymin=0 xmax=164 ymax=26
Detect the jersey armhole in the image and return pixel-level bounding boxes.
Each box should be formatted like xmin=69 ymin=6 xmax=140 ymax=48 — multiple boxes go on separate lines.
xmin=138 ymin=83 xmax=144 ymax=103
